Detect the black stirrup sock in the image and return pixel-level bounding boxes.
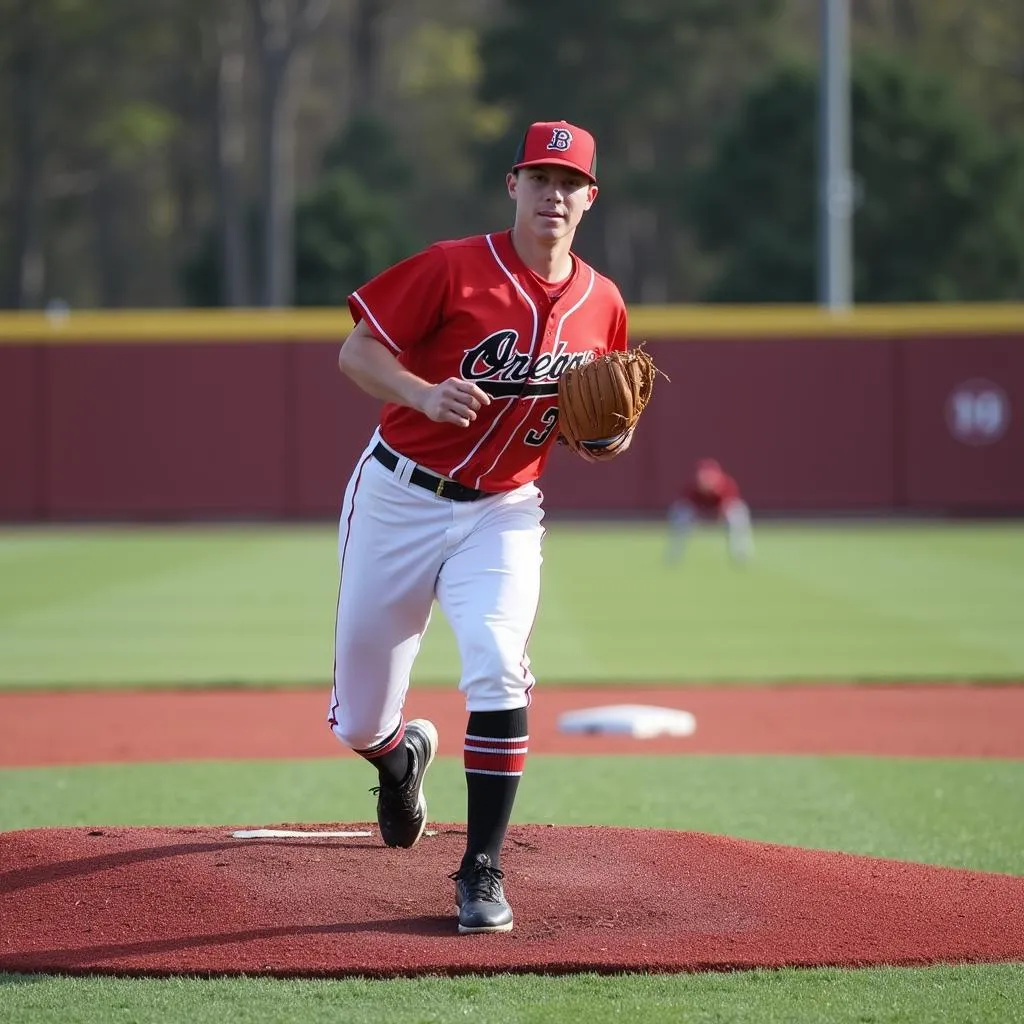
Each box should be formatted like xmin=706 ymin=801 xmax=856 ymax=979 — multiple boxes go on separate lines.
xmin=356 ymin=721 xmax=410 ymax=788
xmin=463 ymin=707 xmax=529 ymax=870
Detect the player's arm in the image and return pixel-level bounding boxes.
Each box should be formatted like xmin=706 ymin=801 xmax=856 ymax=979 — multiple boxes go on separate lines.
xmin=338 ymin=321 xmax=491 ymax=428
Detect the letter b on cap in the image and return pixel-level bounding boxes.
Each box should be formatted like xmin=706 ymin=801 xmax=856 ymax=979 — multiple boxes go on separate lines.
xmin=547 ymin=128 xmax=573 ymax=152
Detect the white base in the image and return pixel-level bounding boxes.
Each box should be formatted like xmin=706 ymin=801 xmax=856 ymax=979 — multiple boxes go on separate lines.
xmin=557 ymin=704 xmax=697 ymax=739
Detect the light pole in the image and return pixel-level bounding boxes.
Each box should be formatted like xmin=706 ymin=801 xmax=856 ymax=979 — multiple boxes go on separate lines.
xmin=819 ymin=0 xmax=853 ymax=310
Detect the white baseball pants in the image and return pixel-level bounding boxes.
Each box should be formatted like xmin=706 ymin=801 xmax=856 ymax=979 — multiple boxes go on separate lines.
xmin=329 ymin=432 xmax=545 ymax=752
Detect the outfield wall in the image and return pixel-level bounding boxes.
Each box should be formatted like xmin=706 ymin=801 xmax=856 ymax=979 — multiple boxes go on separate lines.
xmin=1 ymin=306 xmax=1022 ymax=520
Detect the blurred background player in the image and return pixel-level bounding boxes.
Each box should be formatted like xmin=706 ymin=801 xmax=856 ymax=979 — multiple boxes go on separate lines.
xmin=666 ymin=458 xmax=753 ymax=564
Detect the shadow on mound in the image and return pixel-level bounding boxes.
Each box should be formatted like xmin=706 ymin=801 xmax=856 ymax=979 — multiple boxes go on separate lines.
xmin=1 ymin=824 xmax=1022 ymax=978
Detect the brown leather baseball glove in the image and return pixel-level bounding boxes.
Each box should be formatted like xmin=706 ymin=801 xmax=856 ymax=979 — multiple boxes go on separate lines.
xmin=557 ymin=346 xmax=661 ymax=456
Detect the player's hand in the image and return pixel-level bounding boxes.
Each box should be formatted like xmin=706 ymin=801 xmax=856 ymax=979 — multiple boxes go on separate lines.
xmin=420 ymin=378 xmax=492 ymax=427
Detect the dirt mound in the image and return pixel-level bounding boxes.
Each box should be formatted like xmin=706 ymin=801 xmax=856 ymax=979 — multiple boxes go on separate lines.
xmin=2 ymin=823 xmax=1022 ymax=977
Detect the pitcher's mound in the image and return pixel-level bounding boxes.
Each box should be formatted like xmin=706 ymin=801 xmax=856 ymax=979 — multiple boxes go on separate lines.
xmin=2 ymin=823 xmax=1022 ymax=978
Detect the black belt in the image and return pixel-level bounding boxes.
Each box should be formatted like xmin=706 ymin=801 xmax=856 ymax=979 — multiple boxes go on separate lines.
xmin=372 ymin=442 xmax=485 ymax=502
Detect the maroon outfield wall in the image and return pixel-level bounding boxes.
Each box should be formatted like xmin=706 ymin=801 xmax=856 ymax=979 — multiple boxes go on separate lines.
xmin=0 ymin=309 xmax=1021 ymax=520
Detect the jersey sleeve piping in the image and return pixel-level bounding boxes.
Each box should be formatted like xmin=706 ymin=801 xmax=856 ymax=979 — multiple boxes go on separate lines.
xmin=349 ymin=290 xmax=402 ymax=354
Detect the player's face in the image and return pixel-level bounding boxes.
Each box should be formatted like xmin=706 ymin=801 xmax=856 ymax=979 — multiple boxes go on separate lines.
xmin=508 ymin=166 xmax=598 ymax=241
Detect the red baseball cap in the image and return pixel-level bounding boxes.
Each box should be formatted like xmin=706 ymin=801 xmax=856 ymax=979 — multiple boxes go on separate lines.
xmin=512 ymin=121 xmax=598 ymax=183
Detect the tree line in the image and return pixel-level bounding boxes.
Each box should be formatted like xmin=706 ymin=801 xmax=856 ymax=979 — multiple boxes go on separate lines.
xmin=1 ymin=0 xmax=1021 ymax=309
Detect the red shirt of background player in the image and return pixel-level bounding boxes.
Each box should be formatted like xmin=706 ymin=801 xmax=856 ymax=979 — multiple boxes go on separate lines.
xmin=682 ymin=458 xmax=741 ymax=515
xmin=348 ymin=230 xmax=628 ymax=493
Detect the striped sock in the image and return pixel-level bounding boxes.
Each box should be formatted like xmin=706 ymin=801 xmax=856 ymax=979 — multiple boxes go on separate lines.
xmin=354 ymin=720 xmax=409 ymax=788
xmin=463 ymin=707 xmax=529 ymax=870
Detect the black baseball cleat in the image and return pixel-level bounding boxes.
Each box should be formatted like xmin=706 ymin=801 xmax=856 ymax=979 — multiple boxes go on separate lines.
xmin=372 ymin=719 xmax=438 ymax=849
xmin=449 ymin=853 xmax=514 ymax=934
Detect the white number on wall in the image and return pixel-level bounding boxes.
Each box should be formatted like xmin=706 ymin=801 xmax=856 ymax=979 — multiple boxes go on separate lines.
xmin=945 ymin=379 xmax=1010 ymax=446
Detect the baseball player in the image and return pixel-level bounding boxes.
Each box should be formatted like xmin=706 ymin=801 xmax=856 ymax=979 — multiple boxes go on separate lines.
xmin=329 ymin=121 xmax=630 ymax=934
xmin=666 ymin=458 xmax=754 ymax=564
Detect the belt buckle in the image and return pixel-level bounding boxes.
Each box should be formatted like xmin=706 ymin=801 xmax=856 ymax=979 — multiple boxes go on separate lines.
xmin=435 ymin=476 xmax=445 ymax=498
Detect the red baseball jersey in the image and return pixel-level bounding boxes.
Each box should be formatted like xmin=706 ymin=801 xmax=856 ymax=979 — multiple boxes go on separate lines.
xmin=348 ymin=230 xmax=629 ymax=492
xmin=683 ymin=473 xmax=741 ymax=515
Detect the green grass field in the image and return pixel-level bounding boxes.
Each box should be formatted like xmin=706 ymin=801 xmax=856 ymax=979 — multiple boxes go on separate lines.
xmin=1 ymin=521 xmax=1022 ymax=688
xmin=1 ymin=522 xmax=1023 ymax=1023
